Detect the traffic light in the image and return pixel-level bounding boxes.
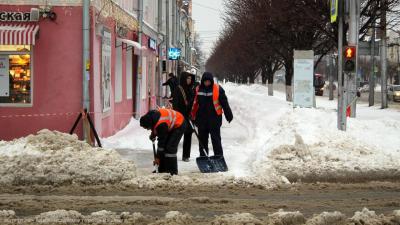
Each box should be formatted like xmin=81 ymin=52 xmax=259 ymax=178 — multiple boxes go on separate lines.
xmin=344 ymin=46 xmax=356 ymax=73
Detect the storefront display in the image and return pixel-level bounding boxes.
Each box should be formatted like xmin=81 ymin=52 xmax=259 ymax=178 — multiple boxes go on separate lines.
xmin=0 ymin=45 xmax=31 ymax=104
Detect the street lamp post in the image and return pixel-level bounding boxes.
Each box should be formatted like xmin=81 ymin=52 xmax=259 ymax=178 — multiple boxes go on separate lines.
xmin=397 ymin=38 xmax=400 ymax=85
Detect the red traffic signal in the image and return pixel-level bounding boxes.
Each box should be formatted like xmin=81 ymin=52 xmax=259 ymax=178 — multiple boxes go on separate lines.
xmin=344 ymin=46 xmax=356 ymax=59
xmin=344 ymin=46 xmax=356 ymax=72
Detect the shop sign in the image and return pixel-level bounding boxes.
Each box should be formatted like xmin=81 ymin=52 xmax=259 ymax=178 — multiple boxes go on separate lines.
xmin=148 ymin=38 xmax=157 ymax=51
xmin=0 ymin=11 xmax=35 ymax=22
xmin=0 ymin=55 xmax=10 ymax=97
xmin=168 ymin=48 xmax=181 ymax=60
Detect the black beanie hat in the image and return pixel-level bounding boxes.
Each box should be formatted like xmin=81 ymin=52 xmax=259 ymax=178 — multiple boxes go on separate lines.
xmin=140 ymin=114 xmax=153 ymax=129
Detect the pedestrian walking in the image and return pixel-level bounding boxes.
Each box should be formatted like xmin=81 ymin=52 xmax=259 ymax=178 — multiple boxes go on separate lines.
xmin=162 ymin=73 xmax=178 ymax=98
xmin=140 ymin=108 xmax=186 ymax=175
xmin=191 ymin=72 xmax=233 ymax=157
xmin=172 ymin=72 xmax=195 ymax=162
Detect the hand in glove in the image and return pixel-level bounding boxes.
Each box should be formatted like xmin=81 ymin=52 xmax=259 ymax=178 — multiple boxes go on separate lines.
xmin=153 ymin=157 xmax=160 ymax=166
xmin=225 ymin=114 xmax=233 ymax=123
xmin=149 ymin=133 xmax=156 ymax=142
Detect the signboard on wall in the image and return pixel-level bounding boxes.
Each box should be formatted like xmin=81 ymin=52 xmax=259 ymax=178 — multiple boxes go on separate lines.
xmin=101 ymin=30 xmax=112 ymax=112
xmin=293 ymin=50 xmax=314 ymax=108
xmin=0 ymin=55 xmax=10 ymax=97
xmin=0 ymin=9 xmax=40 ymax=22
xmin=168 ymin=48 xmax=181 ymax=60
xmin=148 ymin=38 xmax=156 ymax=51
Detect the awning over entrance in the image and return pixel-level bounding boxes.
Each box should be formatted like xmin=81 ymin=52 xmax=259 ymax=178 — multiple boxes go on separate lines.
xmin=0 ymin=24 xmax=39 ymax=45
xmin=117 ymin=38 xmax=144 ymax=55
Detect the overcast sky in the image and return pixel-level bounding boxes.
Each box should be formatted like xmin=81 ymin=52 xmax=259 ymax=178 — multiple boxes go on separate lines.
xmin=192 ymin=0 xmax=225 ymax=59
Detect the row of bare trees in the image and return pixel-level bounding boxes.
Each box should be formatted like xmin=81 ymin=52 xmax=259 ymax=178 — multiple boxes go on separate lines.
xmin=206 ymin=0 xmax=400 ymax=100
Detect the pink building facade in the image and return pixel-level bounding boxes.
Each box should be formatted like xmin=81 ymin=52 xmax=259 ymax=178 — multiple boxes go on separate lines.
xmin=0 ymin=2 xmax=156 ymax=141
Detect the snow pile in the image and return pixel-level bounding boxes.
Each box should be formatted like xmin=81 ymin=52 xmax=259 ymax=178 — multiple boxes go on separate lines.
xmin=33 ymin=210 xmax=148 ymax=224
xmin=0 ymin=129 xmax=137 ymax=186
xmin=306 ymin=211 xmax=346 ymax=225
xmin=266 ymin=209 xmax=306 ymax=225
xmin=35 ymin=210 xmax=83 ymax=224
xmin=392 ymin=210 xmax=400 ymax=223
xmin=150 ymin=211 xmax=193 ymax=225
xmin=2 ymin=208 xmax=400 ymax=224
xmin=349 ymin=208 xmax=391 ymax=225
xmin=222 ymin=83 xmax=400 ymax=184
xmin=0 ymin=210 xmax=15 ymax=219
xmin=212 ymin=213 xmax=263 ymax=225
xmin=122 ymin=173 xmax=282 ymax=190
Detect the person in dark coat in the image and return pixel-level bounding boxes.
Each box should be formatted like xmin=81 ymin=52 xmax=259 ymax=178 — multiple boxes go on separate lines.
xmin=191 ymin=72 xmax=233 ymax=157
xmin=172 ymin=72 xmax=195 ymax=162
xmin=140 ymin=109 xmax=186 ymax=175
xmin=162 ymin=73 xmax=178 ymax=98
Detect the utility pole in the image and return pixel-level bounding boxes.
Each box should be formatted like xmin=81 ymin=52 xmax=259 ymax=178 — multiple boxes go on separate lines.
xmin=337 ymin=0 xmax=346 ymax=131
xmin=346 ymin=0 xmax=360 ymax=118
xmin=329 ymin=55 xmax=334 ymax=100
xmin=135 ymin=0 xmax=144 ymax=118
xmin=369 ymin=25 xmax=376 ymax=106
xmin=158 ymin=0 xmax=163 ymax=103
xmin=397 ymin=38 xmax=400 ymax=84
xmin=82 ymin=0 xmax=90 ymax=141
xmin=380 ymin=0 xmax=388 ymax=108
xmin=166 ymin=0 xmax=170 ymax=75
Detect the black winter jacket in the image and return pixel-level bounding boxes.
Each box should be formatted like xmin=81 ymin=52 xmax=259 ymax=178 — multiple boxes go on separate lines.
xmin=194 ymin=72 xmax=233 ymax=128
xmin=172 ymin=72 xmax=195 ymax=118
xmin=145 ymin=110 xmax=170 ymax=150
xmin=162 ymin=76 xmax=178 ymax=95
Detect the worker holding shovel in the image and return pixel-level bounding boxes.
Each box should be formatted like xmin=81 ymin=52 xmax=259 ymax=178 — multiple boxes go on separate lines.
xmin=140 ymin=108 xmax=186 ymax=175
xmin=191 ymin=72 xmax=233 ymax=162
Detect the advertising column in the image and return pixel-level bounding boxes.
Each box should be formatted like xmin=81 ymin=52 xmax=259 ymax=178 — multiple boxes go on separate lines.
xmin=293 ymin=50 xmax=314 ymax=108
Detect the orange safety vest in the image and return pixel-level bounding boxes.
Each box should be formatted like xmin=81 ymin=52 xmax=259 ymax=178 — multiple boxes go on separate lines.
xmin=191 ymin=84 xmax=223 ymax=119
xmin=154 ymin=108 xmax=184 ymax=132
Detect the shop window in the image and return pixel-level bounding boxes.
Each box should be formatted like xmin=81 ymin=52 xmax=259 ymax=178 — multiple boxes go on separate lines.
xmin=0 ymin=45 xmax=32 ymax=106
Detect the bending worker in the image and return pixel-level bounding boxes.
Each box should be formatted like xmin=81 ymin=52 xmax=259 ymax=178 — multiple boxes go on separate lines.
xmin=140 ymin=108 xmax=186 ymax=175
xmin=191 ymin=72 xmax=233 ymax=157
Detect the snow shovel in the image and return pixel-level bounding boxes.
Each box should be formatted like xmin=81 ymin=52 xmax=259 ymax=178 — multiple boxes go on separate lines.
xmin=188 ymin=120 xmax=228 ymax=173
xmin=152 ymin=141 xmax=159 ymax=173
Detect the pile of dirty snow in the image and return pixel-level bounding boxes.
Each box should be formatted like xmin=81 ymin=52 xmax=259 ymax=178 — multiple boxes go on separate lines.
xmin=212 ymin=213 xmax=263 ymax=225
xmin=2 ymin=208 xmax=400 ymax=224
xmin=266 ymin=209 xmax=306 ymax=224
xmin=0 ymin=130 xmax=137 ymax=186
xmin=306 ymin=211 xmax=346 ymax=225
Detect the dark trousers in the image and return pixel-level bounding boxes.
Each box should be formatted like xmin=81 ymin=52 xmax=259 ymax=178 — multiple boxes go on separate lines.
xmin=182 ymin=123 xmax=193 ymax=159
xmin=158 ymin=121 xmax=186 ymax=175
xmin=198 ymin=125 xmax=223 ymax=157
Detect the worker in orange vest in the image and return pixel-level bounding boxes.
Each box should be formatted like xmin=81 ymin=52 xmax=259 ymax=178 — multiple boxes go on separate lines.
xmin=191 ymin=72 xmax=233 ymax=157
xmin=140 ymin=108 xmax=186 ymax=175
